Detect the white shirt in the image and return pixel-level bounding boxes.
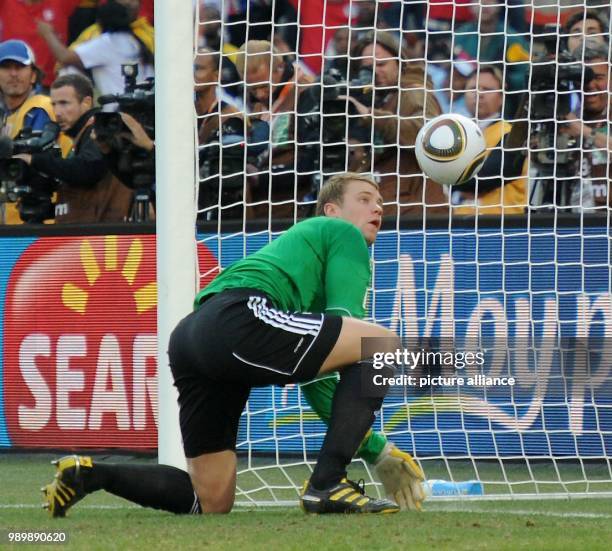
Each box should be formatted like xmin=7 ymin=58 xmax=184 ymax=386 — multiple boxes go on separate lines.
xmin=75 ymin=32 xmax=154 ymax=99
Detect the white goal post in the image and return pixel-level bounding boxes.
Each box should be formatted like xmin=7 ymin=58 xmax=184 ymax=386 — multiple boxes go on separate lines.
xmin=155 ymin=0 xmax=197 ymax=470
xmin=156 ymin=0 xmax=612 ymax=503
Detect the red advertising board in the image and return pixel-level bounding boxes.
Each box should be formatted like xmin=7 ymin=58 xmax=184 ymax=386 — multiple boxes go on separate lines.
xmin=3 ymin=235 xmax=217 ymax=449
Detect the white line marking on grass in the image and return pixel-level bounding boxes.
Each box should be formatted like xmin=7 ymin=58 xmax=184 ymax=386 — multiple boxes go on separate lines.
xmin=0 ymin=504 xmax=138 ymax=510
xmin=430 ymin=507 xmax=612 ymax=519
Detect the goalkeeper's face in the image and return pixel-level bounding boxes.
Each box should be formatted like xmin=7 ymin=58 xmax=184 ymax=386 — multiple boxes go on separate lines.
xmin=326 ymin=180 xmax=383 ymax=245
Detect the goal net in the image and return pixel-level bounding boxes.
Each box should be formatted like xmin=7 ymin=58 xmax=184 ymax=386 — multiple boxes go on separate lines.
xmin=178 ymin=0 xmax=612 ymax=504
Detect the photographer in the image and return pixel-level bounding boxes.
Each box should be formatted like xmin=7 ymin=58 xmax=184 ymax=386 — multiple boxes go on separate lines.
xmin=0 ymin=39 xmax=66 ymax=224
xmin=196 ymin=49 xmax=245 ymax=220
xmin=235 ymin=39 xmax=314 ymax=219
xmin=14 ymin=73 xmax=132 ymax=223
xmin=345 ymin=31 xmax=447 ymax=217
xmin=87 ymin=62 xmax=155 ymax=221
xmin=451 ymin=65 xmax=527 ymax=215
xmin=93 ymin=108 xmax=154 ymax=222
xmin=0 ymin=40 xmax=53 ymax=137
xmin=524 ymin=35 xmax=610 ymax=210
xmin=558 ymin=39 xmax=611 ymax=210
xmin=563 ymin=9 xmax=608 ymax=55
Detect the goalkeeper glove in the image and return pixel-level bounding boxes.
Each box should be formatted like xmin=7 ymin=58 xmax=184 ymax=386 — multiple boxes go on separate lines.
xmin=374 ymin=442 xmax=426 ymax=511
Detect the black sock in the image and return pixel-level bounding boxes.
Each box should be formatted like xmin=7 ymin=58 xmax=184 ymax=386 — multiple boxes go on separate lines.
xmin=309 ymin=361 xmax=389 ymax=491
xmin=85 ymin=462 xmax=200 ymax=514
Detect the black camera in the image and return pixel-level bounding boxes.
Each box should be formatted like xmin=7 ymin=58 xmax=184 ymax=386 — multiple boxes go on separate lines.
xmin=199 ymin=116 xmax=248 ymax=220
xmin=93 ymin=64 xmax=155 ymax=221
xmin=0 ymin=122 xmax=61 ymax=223
xmin=295 ymin=67 xmax=374 ymax=187
xmin=94 ymin=64 xmax=155 ymax=188
xmin=530 ymin=51 xmax=594 ymax=121
xmin=297 ymin=67 xmax=373 ymax=144
xmin=492 ymin=24 xmax=607 ymax=209
xmin=510 ymin=27 xmax=598 ymax=208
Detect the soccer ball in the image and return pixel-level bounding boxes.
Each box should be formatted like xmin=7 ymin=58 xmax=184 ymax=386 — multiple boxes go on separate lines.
xmin=415 ymin=114 xmax=487 ymax=187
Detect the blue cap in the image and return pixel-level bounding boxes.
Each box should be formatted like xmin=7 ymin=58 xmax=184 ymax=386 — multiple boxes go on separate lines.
xmin=0 ymin=40 xmax=36 ymax=66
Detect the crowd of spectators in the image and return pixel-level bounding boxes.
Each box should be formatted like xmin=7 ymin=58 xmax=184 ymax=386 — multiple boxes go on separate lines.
xmin=197 ymin=0 xmax=612 ymax=221
xmin=1 ymin=0 xmax=611 ymax=224
xmin=0 ymin=0 xmax=153 ymax=224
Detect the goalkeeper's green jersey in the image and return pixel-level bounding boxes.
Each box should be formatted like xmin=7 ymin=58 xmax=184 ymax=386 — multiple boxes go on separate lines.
xmin=195 ymin=217 xmax=371 ymax=318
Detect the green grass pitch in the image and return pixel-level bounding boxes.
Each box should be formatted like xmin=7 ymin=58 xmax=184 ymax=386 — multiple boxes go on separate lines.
xmin=1 ymin=453 xmax=612 ymax=550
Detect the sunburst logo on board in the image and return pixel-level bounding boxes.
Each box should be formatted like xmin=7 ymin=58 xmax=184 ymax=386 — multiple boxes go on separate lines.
xmin=61 ymin=236 xmax=156 ymax=316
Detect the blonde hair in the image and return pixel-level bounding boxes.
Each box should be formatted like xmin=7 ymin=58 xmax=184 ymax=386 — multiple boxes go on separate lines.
xmin=315 ymin=172 xmax=379 ymax=216
xmin=235 ymin=40 xmax=282 ymax=79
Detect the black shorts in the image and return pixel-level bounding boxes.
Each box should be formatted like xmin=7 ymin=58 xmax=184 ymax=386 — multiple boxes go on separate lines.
xmin=168 ymin=288 xmax=343 ymax=457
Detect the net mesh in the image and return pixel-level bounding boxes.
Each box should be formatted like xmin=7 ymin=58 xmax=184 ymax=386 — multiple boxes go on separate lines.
xmin=193 ymin=1 xmax=612 ymax=502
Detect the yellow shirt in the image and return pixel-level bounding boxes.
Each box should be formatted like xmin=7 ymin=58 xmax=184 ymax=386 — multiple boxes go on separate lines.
xmin=4 ymin=95 xmax=53 ymax=139
xmin=2 ymin=95 xmax=72 ymax=224
xmin=70 ymin=17 xmax=154 ymax=54
xmin=454 ymin=120 xmax=527 ymax=216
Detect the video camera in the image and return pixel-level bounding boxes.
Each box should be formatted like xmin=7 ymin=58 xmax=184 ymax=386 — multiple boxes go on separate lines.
xmin=93 ymin=64 xmax=155 ymax=221
xmin=95 ymin=64 xmax=155 ymax=146
xmin=529 ymin=29 xmax=595 ymax=121
xmin=295 ymin=67 xmax=374 ymax=190
xmin=199 ymin=116 xmax=250 ymax=220
xmin=508 ymin=27 xmax=598 ymax=208
xmin=0 ymin=122 xmax=61 ymax=223
xmin=529 ymin=49 xmax=589 ymax=192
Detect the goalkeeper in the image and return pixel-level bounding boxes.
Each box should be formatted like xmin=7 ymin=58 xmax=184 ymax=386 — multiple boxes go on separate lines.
xmin=42 ymin=173 xmax=425 ymax=516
